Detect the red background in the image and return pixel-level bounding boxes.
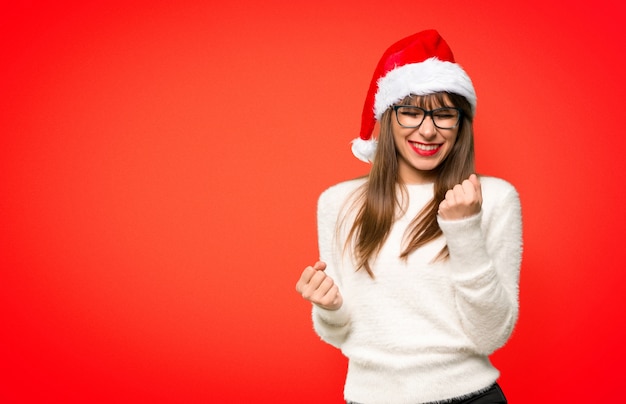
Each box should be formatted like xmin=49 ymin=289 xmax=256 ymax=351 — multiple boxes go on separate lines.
xmin=1 ymin=1 xmax=625 ymax=402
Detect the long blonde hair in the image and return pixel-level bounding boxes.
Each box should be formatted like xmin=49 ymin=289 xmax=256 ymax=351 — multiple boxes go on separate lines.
xmin=345 ymin=92 xmax=475 ymax=277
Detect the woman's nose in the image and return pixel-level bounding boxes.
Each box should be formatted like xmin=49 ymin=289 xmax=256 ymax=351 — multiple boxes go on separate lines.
xmin=418 ymin=116 xmax=438 ymax=138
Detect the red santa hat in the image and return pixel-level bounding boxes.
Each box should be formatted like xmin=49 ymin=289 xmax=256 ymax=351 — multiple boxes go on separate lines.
xmin=352 ymin=29 xmax=477 ymax=162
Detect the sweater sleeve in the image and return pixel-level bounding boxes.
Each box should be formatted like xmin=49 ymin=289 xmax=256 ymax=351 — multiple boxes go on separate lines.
xmin=437 ymin=181 xmax=522 ymax=355
xmin=310 ymin=184 xmax=354 ymax=349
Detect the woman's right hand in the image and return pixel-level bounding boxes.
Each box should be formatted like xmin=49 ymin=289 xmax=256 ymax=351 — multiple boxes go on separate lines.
xmin=295 ymin=261 xmax=343 ymax=310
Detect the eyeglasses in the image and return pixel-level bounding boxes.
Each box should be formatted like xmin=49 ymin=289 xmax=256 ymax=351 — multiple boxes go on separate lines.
xmin=392 ymin=106 xmax=462 ymax=129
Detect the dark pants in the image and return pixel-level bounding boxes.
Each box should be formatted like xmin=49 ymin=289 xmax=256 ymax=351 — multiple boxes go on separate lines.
xmin=347 ymin=383 xmax=507 ymax=404
xmin=456 ymin=383 xmax=507 ymax=404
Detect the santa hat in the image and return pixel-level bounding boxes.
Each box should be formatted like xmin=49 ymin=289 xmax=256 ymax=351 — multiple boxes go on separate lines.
xmin=351 ymin=29 xmax=477 ymax=162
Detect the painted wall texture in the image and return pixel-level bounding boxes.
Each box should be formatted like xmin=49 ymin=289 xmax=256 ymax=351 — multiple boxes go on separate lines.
xmin=1 ymin=1 xmax=625 ymax=402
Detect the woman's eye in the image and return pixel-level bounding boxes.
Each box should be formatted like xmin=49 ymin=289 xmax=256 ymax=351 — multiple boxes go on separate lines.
xmin=402 ymin=111 xmax=423 ymax=118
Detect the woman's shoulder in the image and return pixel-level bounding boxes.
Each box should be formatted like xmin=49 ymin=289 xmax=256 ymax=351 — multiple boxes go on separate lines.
xmin=318 ymin=177 xmax=367 ymax=211
xmin=478 ymin=175 xmax=520 ymax=211
xmin=478 ymin=175 xmax=517 ymax=195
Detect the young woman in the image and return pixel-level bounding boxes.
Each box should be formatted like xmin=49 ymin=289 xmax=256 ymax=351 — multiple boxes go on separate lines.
xmin=295 ymin=30 xmax=522 ymax=404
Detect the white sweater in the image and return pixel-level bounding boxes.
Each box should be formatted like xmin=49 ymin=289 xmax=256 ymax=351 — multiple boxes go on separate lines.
xmin=312 ymin=176 xmax=522 ymax=404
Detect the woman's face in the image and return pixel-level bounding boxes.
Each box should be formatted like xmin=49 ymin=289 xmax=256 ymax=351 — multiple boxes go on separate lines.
xmin=391 ymin=95 xmax=459 ymax=184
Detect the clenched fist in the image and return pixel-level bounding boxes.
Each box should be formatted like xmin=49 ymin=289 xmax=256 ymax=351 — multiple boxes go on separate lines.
xmin=295 ymin=261 xmax=343 ymax=310
xmin=438 ymin=174 xmax=482 ymax=220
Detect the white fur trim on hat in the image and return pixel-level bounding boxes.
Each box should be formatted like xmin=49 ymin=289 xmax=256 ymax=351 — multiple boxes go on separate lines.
xmin=374 ymin=57 xmax=476 ymax=119
xmin=351 ymin=137 xmax=378 ymax=163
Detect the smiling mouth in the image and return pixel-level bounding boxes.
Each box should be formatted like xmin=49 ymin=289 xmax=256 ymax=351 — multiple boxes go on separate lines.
xmin=409 ymin=141 xmax=441 ymax=156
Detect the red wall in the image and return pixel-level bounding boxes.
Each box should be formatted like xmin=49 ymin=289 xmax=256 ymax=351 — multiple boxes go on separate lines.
xmin=2 ymin=1 xmax=625 ymax=402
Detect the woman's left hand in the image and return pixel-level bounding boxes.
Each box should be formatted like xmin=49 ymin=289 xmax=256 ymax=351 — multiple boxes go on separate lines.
xmin=438 ymin=174 xmax=482 ymax=220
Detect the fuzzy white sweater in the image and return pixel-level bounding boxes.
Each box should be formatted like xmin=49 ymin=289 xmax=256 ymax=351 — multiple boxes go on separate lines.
xmin=312 ymin=176 xmax=522 ymax=404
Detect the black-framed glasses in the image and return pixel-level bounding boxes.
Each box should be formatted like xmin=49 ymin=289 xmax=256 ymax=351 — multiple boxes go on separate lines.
xmin=392 ymin=105 xmax=462 ymax=129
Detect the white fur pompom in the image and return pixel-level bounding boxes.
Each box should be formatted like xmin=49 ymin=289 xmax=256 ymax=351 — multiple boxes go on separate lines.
xmin=351 ymin=137 xmax=377 ymax=163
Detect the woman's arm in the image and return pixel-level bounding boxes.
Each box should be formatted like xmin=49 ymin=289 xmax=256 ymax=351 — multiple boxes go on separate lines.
xmin=308 ymin=186 xmax=354 ymax=348
xmin=439 ymin=180 xmax=522 ymax=354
